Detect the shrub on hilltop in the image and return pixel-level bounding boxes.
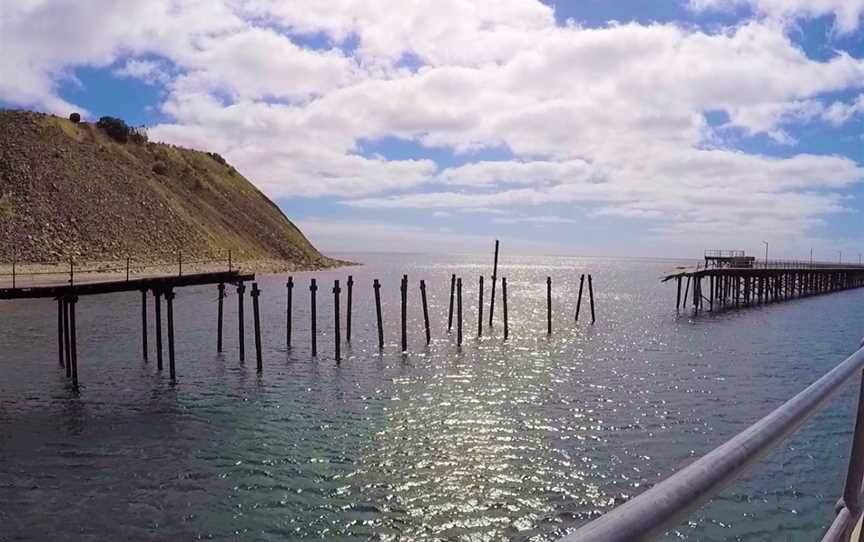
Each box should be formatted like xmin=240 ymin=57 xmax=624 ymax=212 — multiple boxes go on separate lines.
xmin=96 ymin=116 xmax=149 ymax=144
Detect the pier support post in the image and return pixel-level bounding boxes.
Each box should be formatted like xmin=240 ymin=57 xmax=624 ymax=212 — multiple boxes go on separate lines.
xmin=374 ymin=279 xmax=384 ymax=350
xmin=57 ymin=298 xmax=65 ymax=367
xmin=588 ymin=274 xmax=596 ymax=324
xmin=576 ymin=274 xmax=585 ymax=321
xmin=333 ymin=280 xmax=341 ymax=363
xmin=346 ymin=275 xmax=353 ymax=344
xmin=63 ymin=297 xmax=71 ymax=376
xmin=489 ymin=240 xmax=499 ymax=327
xmin=251 ymin=283 xmax=262 ymax=372
xmin=286 ymin=277 xmax=293 ymax=350
xmin=154 ymin=290 xmax=163 ymax=371
xmin=217 ymin=283 xmax=224 ymax=353
xmin=69 ymin=295 xmax=78 ymax=390
xmin=546 ymin=276 xmax=552 ymax=335
xmin=400 ymin=276 xmax=408 ymax=353
xmin=420 ymin=280 xmax=430 ymax=346
xmin=310 ymin=279 xmax=318 ymax=357
xmin=141 ymin=290 xmax=148 ymax=361
xmin=457 ymin=277 xmax=463 ymax=347
xmin=237 ymin=283 xmax=246 ymax=362
xmin=478 ymin=275 xmax=484 ymax=338
xmin=165 ymin=289 xmax=176 ymax=380
xmin=502 ymin=277 xmax=509 ymax=341
xmin=675 ymin=276 xmax=682 ymax=312
xmin=447 ymin=274 xmax=456 ymax=333
xmin=709 ymin=275 xmax=714 ymax=311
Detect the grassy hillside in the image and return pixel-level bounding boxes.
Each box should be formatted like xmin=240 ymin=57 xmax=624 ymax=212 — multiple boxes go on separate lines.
xmin=0 ymin=110 xmax=338 ymax=270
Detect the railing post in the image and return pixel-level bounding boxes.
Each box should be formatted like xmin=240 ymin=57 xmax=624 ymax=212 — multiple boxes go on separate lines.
xmin=840 ymin=338 xmax=864 ymax=524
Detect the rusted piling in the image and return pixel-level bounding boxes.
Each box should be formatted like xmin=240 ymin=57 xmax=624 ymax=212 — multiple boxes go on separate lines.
xmin=346 ymin=275 xmax=353 ymax=344
xmin=374 ymin=279 xmax=383 ymax=350
xmin=547 ymin=276 xmax=552 ymax=335
xmin=457 ymin=277 xmax=463 ymax=347
xmin=251 ymin=282 xmax=262 ymax=372
xmin=57 ymin=298 xmax=65 ymax=366
xmin=216 ymin=283 xmax=224 ymax=353
xmin=310 ymin=278 xmax=318 ymax=357
xmin=420 ymin=279 xmax=430 ymax=346
xmin=237 ymin=283 xmax=246 ymax=362
xmin=489 ymin=240 xmax=499 ymax=327
xmin=588 ymin=274 xmax=596 ymax=324
xmin=68 ymin=295 xmax=78 ymax=389
xmin=333 ymin=280 xmax=341 ymax=363
xmin=502 ymin=277 xmax=509 ymax=341
xmin=154 ymin=290 xmax=163 ymax=371
xmin=478 ymin=275 xmax=484 ymax=338
xmin=448 ymin=273 xmax=455 ymax=332
xmin=141 ymin=289 xmax=149 ymax=360
xmin=286 ymin=277 xmax=293 ymax=350
xmin=575 ymin=273 xmax=585 ymax=321
xmin=400 ymin=276 xmax=408 ymax=353
xmin=165 ymin=289 xmax=176 ymax=380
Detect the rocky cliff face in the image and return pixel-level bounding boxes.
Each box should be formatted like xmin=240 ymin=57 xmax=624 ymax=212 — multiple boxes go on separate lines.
xmin=0 ymin=110 xmax=335 ymax=269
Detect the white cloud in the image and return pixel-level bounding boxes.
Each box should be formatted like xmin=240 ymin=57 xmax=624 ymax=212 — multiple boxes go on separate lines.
xmin=822 ymin=94 xmax=864 ymax=126
xmin=689 ymin=0 xmax=864 ymax=34
xmin=113 ymin=59 xmax=169 ymax=85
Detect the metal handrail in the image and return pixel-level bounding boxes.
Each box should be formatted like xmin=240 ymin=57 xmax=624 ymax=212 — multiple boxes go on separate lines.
xmin=560 ymin=338 xmax=864 ymax=542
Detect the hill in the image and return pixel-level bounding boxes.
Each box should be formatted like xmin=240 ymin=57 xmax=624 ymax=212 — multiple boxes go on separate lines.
xmin=0 ymin=110 xmax=339 ymax=270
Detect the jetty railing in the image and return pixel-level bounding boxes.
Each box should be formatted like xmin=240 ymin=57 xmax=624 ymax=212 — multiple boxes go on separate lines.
xmin=698 ymin=258 xmax=864 ymax=271
xmin=559 ymin=337 xmax=864 ymax=542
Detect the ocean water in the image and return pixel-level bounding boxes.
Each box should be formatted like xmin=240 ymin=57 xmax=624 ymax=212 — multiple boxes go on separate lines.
xmin=0 ymin=253 xmax=862 ymax=541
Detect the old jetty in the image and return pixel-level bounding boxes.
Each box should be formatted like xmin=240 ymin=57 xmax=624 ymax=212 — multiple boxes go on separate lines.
xmin=663 ymin=250 xmax=864 ymax=313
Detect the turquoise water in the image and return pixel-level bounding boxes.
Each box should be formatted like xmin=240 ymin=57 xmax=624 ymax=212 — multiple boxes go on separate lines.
xmin=0 ymin=253 xmax=861 ymax=541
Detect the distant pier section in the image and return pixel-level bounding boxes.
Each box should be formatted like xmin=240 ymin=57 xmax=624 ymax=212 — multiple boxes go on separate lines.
xmin=664 ymin=249 xmax=864 ymax=313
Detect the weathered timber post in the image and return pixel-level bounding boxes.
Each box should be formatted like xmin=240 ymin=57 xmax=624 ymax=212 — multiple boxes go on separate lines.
xmin=709 ymin=275 xmax=714 ymax=311
xmin=286 ymin=277 xmax=293 ymax=350
xmin=310 ymin=279 xmax=318 ymax=357
xmin=11 ymin=257 xmax=16 ymax=289
xmin=165 ymin=289 xmax=176 ymax=380
xmin=178 ymin=251 xmax=183 ymax=276
xmin=374 ymin=279 xmax=384 ymax=350
xmin=69 ymin=295 xmax=79 ymax=390
xmin=588 ymin=274 xmax=596 ymax=324
xmin=447 ymin=274 xmax=456 ymax=332
xmin=346 ymin=275 xmax=353 ymax=344
xmin=457 ymin=277 xmax=463 ymax=347
xmin=576 ymin=273 xmax=585 ymax=321
xmin=228 ymin=249 xmax=232 ymax=272
xmin=69 ymin=257 xmax=74 ymax=286
xmin=683 ymin=276 xmax=691 ymax=306
xmin=333 ymin=280 xmax=341 ymax=363
xmin=676 ymin=276 xmax=682 ymax=311
xmin=63 ymin=297 xmax=71 ymax=377
xmin=251 ymin=283 xmax=262 ymax=372
xmin=237 ymin=283 xmax=246 ymax=362
xmin=217 ymin=283 xmax=225 ymax=353
xmin=546 ymin=276 xmax=552 ymax=335
xmin=154 ymin=290 xmax=163 ymax=371
xmin=489 ymin=239 xmax=499 ymax=327
xmin=126 ymin=257 xmax=130 ymax=281
xmin=502 ymin=277 xmax=509 ymax=340
xmin=400 ymin=276 xmax=407 ymax=353
xmin=420 ymin=279 xmax=431 ymax=346
xmin=57 ymin=298 xmax=65 ymax=367
xmin=478 ymin=275 xmax=484 ymax=338
xmin=141 ymin=289 xmax=148 ymax=361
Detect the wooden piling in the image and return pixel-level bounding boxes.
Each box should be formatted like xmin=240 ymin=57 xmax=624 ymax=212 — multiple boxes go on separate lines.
xmin=676 ymin=276 xmax=682 ymax=311
xmin=575 ymin=274 xmax=585 ymax=321
xmin=141 ymin=289 xmax=148 ymax=361
xmin=420 ymin=279 xmax=430 ymax=346
xmin=447 ymin=274 xmax=455 ymax=332
xmin=489 ymin=239 xmax=499 ymax=327
xmin=588 ymin=274 xmax=596 ymax=324
xmin=165 ymin=289 xmax=176 ymax=380
xmin=346 ymin=275 xmax=353 ymax=344
xmin=683 ymin=276 xmax=690 ymax=307
xmin=310 ymin=279 xmax=317 ymax=357
xmin=457 ymin=277 xmax=463 ymax=347
xmin=709 ymin=275 xmax=714 ymax=311
xmin=478 ymin=275 xmax=484 ymax=338
xmin=57 ymin=298 xmax=65 ymax=366
xmin=237 ymin=283 xmax=246 ymax=362
xmin=69 ymin=295 xmax=78 ymax=389
xmin=333 ymin=280 xmax=341 ymax=363
xmin=126 ymin=257 xmax=130 ymax=281
xmin=217 ymin=283 xmax=224 ymax=353
xmin=546 ymin=276 xmax=552 ymax=335
xmin=63 ymin=297 xmax=72 ymax=377
xmin=374 ymin=279 xmax=383 ymax=350
xmin=252 ymin=282 xmax=262 ymax=372
xmin=400 ymin=276 xmax=407 ymax=353
xmin=502 ymin=277 xmax=509 ymax=341
xmin=154 ymin=290 xmax=163 ymax=371
xmin=286 ymin=277 xmax=293 ymax=350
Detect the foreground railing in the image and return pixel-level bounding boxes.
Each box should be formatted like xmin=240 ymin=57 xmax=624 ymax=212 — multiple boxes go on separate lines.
xmin=560 ymin=337 xmax=864 ymax=542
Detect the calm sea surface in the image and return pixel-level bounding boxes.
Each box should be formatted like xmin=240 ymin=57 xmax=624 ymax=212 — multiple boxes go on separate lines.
xmin=1 ymin=253 xmax=862 ymax=541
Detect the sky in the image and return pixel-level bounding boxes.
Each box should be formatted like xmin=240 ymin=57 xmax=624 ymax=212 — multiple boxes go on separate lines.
xmin=2 ymin=1 xmax=863 ymax=259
